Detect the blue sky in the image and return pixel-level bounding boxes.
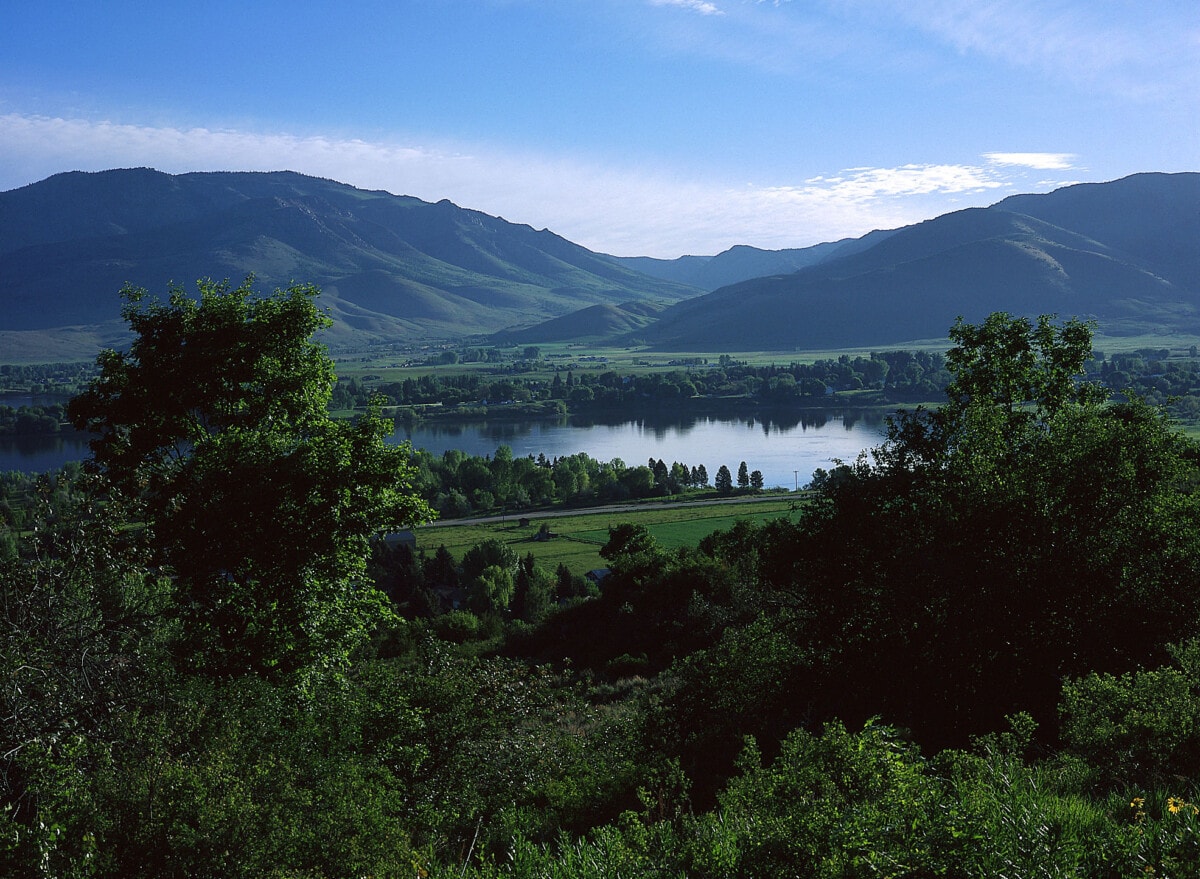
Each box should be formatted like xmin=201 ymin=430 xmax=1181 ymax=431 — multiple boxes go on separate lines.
xmin=1 ymin=1 xmax=1196 ymax=257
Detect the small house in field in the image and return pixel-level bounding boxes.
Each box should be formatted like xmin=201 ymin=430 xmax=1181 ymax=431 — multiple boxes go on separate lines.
xmin=586 ymin=568 xmax=611 ymax=586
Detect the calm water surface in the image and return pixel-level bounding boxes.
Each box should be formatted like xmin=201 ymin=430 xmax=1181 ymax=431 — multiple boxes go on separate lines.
xmin=1 ymin=410 xmax=889 ymax=488
xmin=0 ymin=433 xmax=93 ymax=474
xmin=393 ymin=410 xmax=887 ymax=490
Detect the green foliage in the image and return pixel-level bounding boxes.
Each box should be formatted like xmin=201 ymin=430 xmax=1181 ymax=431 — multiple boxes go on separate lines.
xmin=944 ymin=312 xmax=1105 ymax=422
xmin=433 ymin=610 xmax=482 ymax=643
xmin=704 ymin=721 xmax=946 ymax=877
xmin=943 ymin=740 xmax=1127 ymax=878
xmin=69 ymin=277 xmax=432 ymax=678
xmin=714 ymin=464 xmax=733 ymax=495
xmin=81 ymin=673 xmax=423 ymax=879
xmin=600 ymin=523 xmax=659 ymax=562
xmin=759 ymin=313 xmax=1200 ymax=745
xmin=461 ymin=538 xmax=519 ymax=582
xmin=1061 ymin=639 xmax=1200 ymax=789
xmin=15 ymin=304 xmax=1200 ymax=876
xmin=659 ymin=615 xmax=808 ymax=803
xmin=1 ymin=491 xmax=169 ymax=877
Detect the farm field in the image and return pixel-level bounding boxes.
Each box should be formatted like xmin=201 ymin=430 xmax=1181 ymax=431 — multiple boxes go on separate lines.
xmin=413 ymin=496 xmax=803 ymax=573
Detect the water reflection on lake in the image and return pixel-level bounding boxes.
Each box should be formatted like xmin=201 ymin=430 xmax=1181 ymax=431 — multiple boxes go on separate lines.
xmin=1 ymin=410 xmax=890 ymax=487
xmin=392 ymin=410 xmax=888 ymax=490
xmin=0 ymin=433 xmax=93 ymax=474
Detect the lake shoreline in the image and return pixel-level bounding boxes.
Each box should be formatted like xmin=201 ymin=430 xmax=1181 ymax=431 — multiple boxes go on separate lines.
xmin=386 ymin=395 xmax=930 ymax=429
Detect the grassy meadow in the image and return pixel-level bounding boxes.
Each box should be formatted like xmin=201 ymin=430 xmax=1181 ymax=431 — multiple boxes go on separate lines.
xmin=415 ymin=496 xmax=803 ymax=573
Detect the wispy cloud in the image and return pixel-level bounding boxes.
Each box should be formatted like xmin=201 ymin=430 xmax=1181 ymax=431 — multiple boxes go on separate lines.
xmin=837 ymin=0 xmax=1200 ymax=99
xmin=0 ymin=114 xmax=1080 ymax=257
xmin=802 ymin=163 xmax=1004 ymax=199
xmin=649 ymin=0 xmax=724 ymax=15
xmin=636 ymin=1 xmax=1199 ymax=100
xmin=984 ymin=152 xmax=1076 ymax=170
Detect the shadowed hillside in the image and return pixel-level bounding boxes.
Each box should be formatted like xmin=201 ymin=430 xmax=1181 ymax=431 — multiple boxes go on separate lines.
xmin=0 ymin=169 xmax=698 ymax=357
xmin=632 ymin=173 xmax=1200 ymax=350
xmin=493 ymin=301 xmax=667 ymax=343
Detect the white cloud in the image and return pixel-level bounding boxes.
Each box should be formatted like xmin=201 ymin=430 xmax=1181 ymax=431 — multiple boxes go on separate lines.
xmin=0 ymin=114 xmax=1078 ymax=258
xmin=801 ymin=163 xmax=1004 ymax=199
xmin=649 ymin=0 xmax=724 ymax=14
xmin=984 ymin=152 xmax=1076 ymax=170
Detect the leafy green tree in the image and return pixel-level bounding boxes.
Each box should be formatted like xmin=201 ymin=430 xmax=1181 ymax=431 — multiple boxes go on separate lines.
xmin=749 ymin=469 xmax=764 ymax=491
xmin=1060 ymin=639 xmax=1200 ymax=789
xmin=468 ymin=565 xmax=516 ymax=616
xmin=601 ymin=523 xmax=660 ymax=562
xmin=513 ymin=553 xmax=555 ymax=625
xmin=737 ymin=461 xmax=749 ymax=490
xmin=944 ymin=312 xmax=1105 ymax=424
xmin=619 ymin=465 xmax=657 ymax=498
xmin=69 ymin=277 xmax=432 ymax=678
xmin=460 ymin=538 xmax=519 ymax=583
xmin=757 ymin=313 xmax=1200 ymax=746
xmin=1 ymin=491 xmax=169 ymax=875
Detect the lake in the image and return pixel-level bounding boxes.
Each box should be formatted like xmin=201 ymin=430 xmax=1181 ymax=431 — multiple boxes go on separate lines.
xmin=0 ymin=433 xmax=94 ymax=474
xmin=1 ymin=410 xmax=889 ymax=487
xmin=392 ymin=410 xmax=888 ymax=490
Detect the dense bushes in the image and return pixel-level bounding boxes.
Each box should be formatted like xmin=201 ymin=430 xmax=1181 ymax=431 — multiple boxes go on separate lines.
xmin=9 ymin=301 xmax=1200 ymax=877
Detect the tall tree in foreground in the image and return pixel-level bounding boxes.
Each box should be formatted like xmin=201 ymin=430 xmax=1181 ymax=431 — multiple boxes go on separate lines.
xmin=69 ymin=277 xmax=432 ymax=678
xmin=760 ymin=312 xmax=1200 ymax=746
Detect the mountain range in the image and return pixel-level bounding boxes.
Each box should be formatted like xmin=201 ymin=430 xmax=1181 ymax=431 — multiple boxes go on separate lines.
xmin=605 ymin=172 xmax=1200 ymax=350
xmin=1 ymin=168 xmax=1197 ymax=360
xmin=0 ymin=169 xmax=695 ymax=359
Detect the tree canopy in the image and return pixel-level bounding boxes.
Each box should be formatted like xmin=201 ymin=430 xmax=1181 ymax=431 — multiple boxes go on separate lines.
xmin=12 ymin=305 xmax=1200 ymax=877
xmin=760 ymin=312 xmax=1200 ymax=744
xmin=69 ymin=277 xmax=432 ymax=677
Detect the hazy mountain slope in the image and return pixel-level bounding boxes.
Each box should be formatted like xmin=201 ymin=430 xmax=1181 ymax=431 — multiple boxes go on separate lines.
xmin=494 ymin=301 xmax=667 ymax=344
xmin=608 ymin=235 xmax=898 ymax=291
xmin=0 ymin=169 xmax=698 ymax=354
xmin=994 ymin=173 xmax=1200 ymax=289
xmin=634 ymin=173 xmax=1200 ymax=350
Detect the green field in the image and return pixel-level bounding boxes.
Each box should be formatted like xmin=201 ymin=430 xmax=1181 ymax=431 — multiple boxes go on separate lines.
xmin=333 ymin=340 xmax=950 ymax=386
xmin=414 ymin=497 xmax=804 ymax=573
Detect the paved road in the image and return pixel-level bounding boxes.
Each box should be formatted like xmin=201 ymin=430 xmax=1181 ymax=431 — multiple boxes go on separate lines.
xmin=417 ymin=492 xmax=808 ymax=529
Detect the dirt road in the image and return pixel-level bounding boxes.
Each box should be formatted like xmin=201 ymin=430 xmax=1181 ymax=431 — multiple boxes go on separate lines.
xmin=418 ymin=492 xmax=806 ymax=528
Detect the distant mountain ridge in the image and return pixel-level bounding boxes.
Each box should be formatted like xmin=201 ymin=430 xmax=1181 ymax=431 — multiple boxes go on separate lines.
xmin=0 ymin=168 xmax=698 ymax=358
xmin=575 ymin=172 xmax=1198 ymax=350
xmin=607 ymin=231 xmax=898 ymax=292
xmin=493 ymin=301 xmax=667 ymax=344
xmin=3 ymin=169 xmax=1197 ymax=360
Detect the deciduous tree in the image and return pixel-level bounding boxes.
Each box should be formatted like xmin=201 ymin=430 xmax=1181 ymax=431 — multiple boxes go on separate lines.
xmin=69 ymin=277 xmax=432 ymax=678
xmin=762 ymin=312 xmax=1200 ymax=746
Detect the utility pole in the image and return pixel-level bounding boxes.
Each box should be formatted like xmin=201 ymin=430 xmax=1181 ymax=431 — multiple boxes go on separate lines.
xmin=794 ymin=470 xmax=799 ymax=491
